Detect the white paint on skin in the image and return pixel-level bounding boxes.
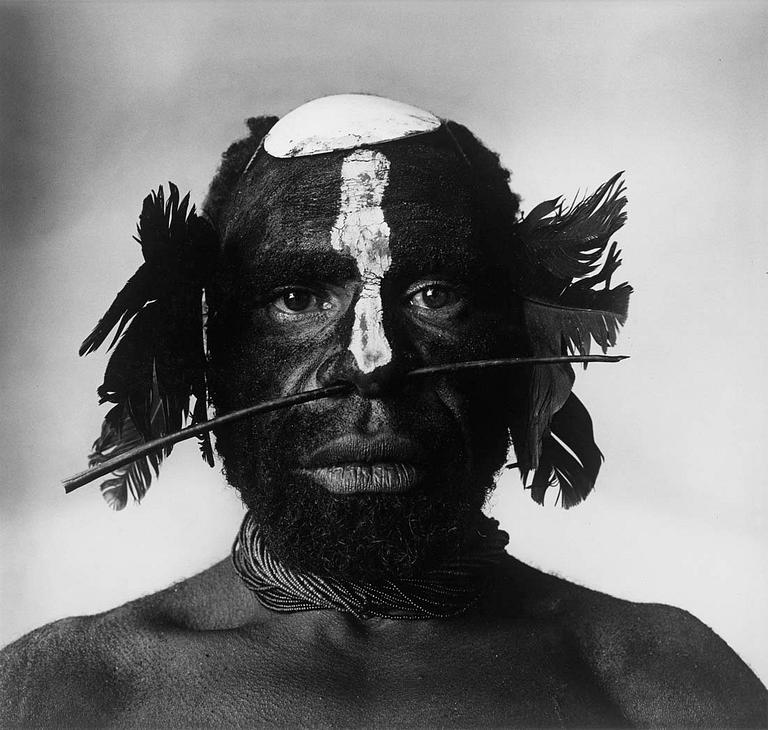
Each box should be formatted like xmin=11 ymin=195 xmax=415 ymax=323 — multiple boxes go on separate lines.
xmin=329 ymin=149 xmax=393 ymax=374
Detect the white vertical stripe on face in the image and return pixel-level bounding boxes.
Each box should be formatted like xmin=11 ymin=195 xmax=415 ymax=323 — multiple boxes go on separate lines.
xmin=329 ymin=149 xmax=393 ymax=374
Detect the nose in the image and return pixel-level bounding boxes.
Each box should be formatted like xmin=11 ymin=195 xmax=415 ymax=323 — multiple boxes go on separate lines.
xmin=349 ymin=291 xmax=392 ymax=374
xmin=316 ymin=350 xmax=403 ymax=398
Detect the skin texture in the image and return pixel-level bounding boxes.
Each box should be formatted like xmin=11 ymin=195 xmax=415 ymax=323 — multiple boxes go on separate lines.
xmin=1 ymin=558 xmax=766 ymax=727
xmin=3 ymin=135 xmax=766 ymax=726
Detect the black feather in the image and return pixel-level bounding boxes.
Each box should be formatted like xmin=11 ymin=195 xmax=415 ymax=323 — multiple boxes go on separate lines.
xmin=523 ymin=283 xmax=631 ymax=357
xmin=81 ymin=183 xmax=218 ymax=508
xmin=88 ymin=373 xmax=168 ymax=510
xmin=79 ymin=266 xmax=154 ymax=356
xmin=79 ymin=183 xmax=216 ymax=357
xmin=512 ymin=174 xmax=630 ymax=507
xmin=518 ymin=174 xmax=632 ymax=358
xmin=194 ymin=398 xmax=214 ymax=467
xmin=519 ymin=172 xmax=627 ymax=282
xmin=526 ymin=361 xmax=574 ymax=471
xmin=524 ymin=393 xmax=603 ymax=508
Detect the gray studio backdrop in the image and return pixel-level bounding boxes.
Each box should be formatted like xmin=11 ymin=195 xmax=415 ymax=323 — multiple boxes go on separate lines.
xmin=1 ymin=1 xmax=766 ymax=683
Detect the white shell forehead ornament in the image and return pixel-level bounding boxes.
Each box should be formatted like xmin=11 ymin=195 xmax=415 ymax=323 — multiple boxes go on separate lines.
xmin=261 ymin=93 xmax=441 ymax=159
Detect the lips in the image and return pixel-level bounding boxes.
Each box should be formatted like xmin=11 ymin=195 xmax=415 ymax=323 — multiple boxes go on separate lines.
xmin=299 ymin=434 xmax=427 ymax=494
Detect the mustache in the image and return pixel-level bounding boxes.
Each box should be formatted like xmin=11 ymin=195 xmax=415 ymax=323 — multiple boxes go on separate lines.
xmin=62 ymin=354 xmax=627 ymax=494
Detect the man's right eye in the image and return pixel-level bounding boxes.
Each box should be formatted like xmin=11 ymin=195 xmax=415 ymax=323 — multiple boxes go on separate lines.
xmin=270 ymin=287 xmax=331 ymax=315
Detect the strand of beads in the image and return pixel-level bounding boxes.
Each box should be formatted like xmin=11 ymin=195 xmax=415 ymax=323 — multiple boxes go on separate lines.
xmin=232 ymin=511 xmax=509 ymax=620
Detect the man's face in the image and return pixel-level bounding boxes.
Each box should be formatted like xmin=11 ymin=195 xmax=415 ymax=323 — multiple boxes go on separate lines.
xmin=211 ymin=138 xmax=525 ymax=580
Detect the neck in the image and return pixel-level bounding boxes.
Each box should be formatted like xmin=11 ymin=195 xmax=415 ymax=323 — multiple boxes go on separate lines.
xmin=232 ymin=510 xmax=509 ymax=621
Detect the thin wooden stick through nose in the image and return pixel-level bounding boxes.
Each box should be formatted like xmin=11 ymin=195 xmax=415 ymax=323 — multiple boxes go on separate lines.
xmin=62 ymin=353 xmax=627 ymax=494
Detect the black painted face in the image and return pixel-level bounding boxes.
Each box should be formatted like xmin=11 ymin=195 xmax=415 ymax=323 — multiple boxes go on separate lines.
xmin=209 ymin=135 xmax=526 ymax=580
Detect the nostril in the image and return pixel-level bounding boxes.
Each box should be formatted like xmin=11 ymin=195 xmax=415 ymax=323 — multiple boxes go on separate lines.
xmin=316 ymin=352 xmax=405 ymax=397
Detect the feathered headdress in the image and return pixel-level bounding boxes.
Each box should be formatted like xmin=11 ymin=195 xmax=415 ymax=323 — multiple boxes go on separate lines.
xmin=80 ymin=184 xmax=218 ymax=509
xmin=511 ymin=172 xmax=631 ymax=507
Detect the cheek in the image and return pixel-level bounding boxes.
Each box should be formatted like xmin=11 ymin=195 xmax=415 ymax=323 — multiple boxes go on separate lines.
xmin=396 ymin=310 xmax=521 ymax=464
xmin=397 ymin=308 xmax=516 ymax=366
xmin=214 ymin=311 xmax=350 ymax=404
xmin=434 ymin=379 xmax=473 ymax=454
xmin=431 ymin=372 xmax=513 ymax=477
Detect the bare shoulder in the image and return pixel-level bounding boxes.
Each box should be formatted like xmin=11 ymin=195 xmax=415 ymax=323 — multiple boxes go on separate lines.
xmin=583 ymin=601 xmax=766 ymax=726
xmin=0 ymin=558 xmax=254 ymax=727
xmin=503 ymin=558 xmax=768 ymax=726
xmin=0 ymin=610 xmax=133 ymax=727
xmin=587 ymin=600 xmax=767 ymax=726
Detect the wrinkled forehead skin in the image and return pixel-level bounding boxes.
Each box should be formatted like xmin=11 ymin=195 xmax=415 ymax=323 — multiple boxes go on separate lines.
xmin=221 ymin=132 xmax=486 ymax=272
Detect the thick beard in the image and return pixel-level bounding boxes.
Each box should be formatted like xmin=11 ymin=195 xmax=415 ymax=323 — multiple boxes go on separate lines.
xmin=223 ymin=450 xmax=496 ymax=582
xmin=215 ymin=392 xmax=510 ymax=583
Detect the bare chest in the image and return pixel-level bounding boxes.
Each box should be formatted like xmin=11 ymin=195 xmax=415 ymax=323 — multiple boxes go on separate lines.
xmin=112 ymin=622 xmax=626 ymax=727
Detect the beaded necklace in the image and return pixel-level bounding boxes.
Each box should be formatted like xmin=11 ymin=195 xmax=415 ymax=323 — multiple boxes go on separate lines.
xmin=232 ymin=510 xmax=509 ymax=620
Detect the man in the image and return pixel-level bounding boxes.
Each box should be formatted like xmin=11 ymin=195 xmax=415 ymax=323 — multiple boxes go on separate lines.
xmin=2 ymin=94 xmax=766 ymax=727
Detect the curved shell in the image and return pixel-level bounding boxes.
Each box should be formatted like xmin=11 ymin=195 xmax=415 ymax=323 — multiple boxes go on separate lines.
xmin=263 ymin=94 xmax=441 ymax=158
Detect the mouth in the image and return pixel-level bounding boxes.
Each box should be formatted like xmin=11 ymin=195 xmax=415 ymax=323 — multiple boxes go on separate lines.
xmin=300 ymin=463 xmax=425 ymax=494
xmin=299 ymin=434 xmax=428 ymax=494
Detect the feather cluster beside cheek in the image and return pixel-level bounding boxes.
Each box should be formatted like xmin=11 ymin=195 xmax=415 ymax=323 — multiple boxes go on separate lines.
xmin=80 ymin=183 xmax=219 ymax=509
xmin=511 ymin=172 xmax=632 ymax=508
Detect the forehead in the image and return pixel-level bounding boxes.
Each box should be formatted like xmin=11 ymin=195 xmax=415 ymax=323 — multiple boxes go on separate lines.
xmin=222 ymin=135 xmax=482 ymax=275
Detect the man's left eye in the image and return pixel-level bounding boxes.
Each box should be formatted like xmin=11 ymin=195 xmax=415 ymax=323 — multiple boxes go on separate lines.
xmin=271 ymin=288 xmax=331 ymax=315
xmin=407 ymin=284 xmax=461 ymax=310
